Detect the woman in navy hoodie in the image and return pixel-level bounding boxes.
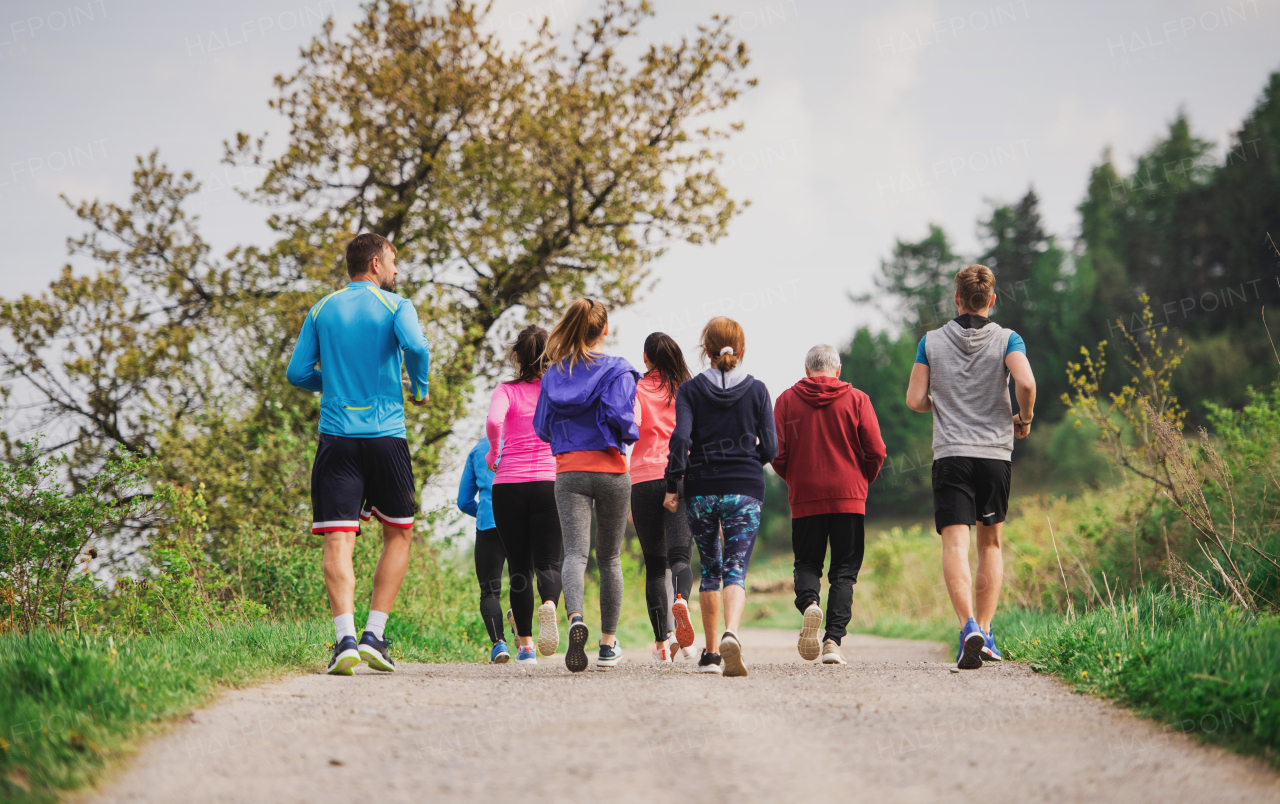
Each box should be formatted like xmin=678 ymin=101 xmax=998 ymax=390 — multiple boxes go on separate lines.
xmin=664 ymin=316 xmax=777 ymax=677
xmin=534 ymin=299 xmax=640 ymax=672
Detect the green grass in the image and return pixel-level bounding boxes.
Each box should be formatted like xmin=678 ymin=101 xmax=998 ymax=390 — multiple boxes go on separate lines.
xmin=999 ymin=592 xmax=1280 ymax=767
xmin=0 ymin=604 xmax=491 ymax=803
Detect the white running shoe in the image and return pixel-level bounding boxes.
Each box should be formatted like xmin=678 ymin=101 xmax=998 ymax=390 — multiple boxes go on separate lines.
xmin=696 ymin=649 xmax=723 ymax=674
xmin=651 ymin=642 xmax=672 ymax=663
xmin=536 ymin=600 xmax=559 ymax=656
xmin=670 ymin=640 xmax=695 ymax=661
xmin=798 ymin=603 xmax=823 ymax=661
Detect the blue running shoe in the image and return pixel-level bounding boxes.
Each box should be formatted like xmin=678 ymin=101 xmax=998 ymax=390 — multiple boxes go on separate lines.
xmin=956 ymin=618 xmax=985 ymax=670
xmin=327 ymin=635 xmax=360 ymax=676
xmin=358 ymin=631 xmax=396 ymax=673
xmin=490 ymin=640 xmax=510 ymax=664
xmin=565 ymin=617 xmax=589 ymax=673
xmin=981 ymin=626 xmax=1003 ymax=662
xmin=516 ymin=645 xmax=538 ymax=665
xmin=597 ymin=641 xmax=623 ymax=668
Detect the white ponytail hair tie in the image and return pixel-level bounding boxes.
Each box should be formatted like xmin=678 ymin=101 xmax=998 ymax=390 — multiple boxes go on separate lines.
xmin=719 ymin=346 xmax=734 ymax=356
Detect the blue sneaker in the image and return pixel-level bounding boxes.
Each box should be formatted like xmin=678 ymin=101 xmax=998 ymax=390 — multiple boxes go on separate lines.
xmin=981 ymin=626 xmax=1003 ymax=662
xmin=565 ymin=617 xmax=589 ymax=673
xmin=956 ymin=618 xmax=985 ymax=670
xmin=490 ymin=640 xmax=510 ymax=664
xmin=358 ymin=631 xmax=396 ymax=673
xmin=597 ymin=641 xmax=623 ymax=668
xmin=327 ymin=635 xmax=360 ymax=675
xmin=516 ymin=645 xmax=538 ymax=665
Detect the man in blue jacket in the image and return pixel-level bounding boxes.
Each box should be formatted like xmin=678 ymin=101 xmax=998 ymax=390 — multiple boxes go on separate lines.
xmin=286 ymin=232 xmax=431 ymax=676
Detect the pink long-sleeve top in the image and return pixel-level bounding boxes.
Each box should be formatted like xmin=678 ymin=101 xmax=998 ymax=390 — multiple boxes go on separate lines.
xmin=630 ymin=370 xmax=678 ymax=485
xmin=486 ymin=379 xmax=556 ymax=484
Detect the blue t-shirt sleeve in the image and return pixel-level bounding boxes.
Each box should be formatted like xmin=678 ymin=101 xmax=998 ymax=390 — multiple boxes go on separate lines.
xmin=1005 ymin=331 xmax=1026 ymax=357
xmin=915 ymin=336 xmax=928 ymax=366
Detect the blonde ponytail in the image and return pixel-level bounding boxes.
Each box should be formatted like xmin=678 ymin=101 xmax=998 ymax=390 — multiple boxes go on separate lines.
xmin=546 ymin=298 xmax=609 ymax=374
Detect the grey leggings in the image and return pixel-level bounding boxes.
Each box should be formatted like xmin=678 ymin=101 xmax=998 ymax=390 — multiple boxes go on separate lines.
xmin=556 ymin=470 xmax=631 ymax=634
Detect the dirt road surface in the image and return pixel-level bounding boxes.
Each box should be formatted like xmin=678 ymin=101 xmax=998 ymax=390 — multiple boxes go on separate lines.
xmin=89 ymin=628 xmax=1278 ymax=803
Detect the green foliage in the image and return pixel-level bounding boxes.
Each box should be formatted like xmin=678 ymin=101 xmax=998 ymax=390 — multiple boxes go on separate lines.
xmin=0 ymin=441 xmax=151 ymax=632
xmin=840 ymin=326 xmax=934 ymax=511
xmin=1001 ymin=593 xmax=1280 ymax=767
xmin=1064 ymin=294 xmax=1187 ymax=491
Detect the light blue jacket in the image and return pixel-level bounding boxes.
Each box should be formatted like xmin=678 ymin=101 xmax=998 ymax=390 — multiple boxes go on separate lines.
xmin=286 ymin=281 xmax=430 ymax=438
xmin=457 ymin=437 xmax=498 ymax=531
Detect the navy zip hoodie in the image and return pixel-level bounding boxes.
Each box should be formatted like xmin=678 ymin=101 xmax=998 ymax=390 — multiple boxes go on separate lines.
xmin=665 ymin=366 xmax=777 ymax=500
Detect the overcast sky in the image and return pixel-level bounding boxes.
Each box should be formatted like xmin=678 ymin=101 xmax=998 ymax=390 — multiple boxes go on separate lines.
xmin=3 ymin=0 xmax=1278 ymax=514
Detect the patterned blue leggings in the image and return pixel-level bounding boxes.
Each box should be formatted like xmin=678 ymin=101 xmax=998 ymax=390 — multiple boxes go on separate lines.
xmin=686 ymin=494 xmax=763 ymax=591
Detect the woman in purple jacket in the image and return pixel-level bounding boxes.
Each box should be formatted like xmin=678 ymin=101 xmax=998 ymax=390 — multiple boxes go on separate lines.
xmin=534 ymin=299 xmax=640 ymax=672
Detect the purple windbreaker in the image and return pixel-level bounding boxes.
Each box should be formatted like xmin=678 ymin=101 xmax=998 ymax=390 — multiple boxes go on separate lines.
xmin=533 ymin=354 xmax=640 ymax=455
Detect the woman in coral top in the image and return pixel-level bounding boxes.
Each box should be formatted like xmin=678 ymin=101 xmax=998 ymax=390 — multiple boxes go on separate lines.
xmin=487 ymin=325 xmax=562 ymax=666
xmin=630 ymin=332 xmax=696 ymax=663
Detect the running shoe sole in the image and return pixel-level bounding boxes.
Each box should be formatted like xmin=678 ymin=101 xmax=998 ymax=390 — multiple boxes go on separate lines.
xmin=958 ymin=632 xmax=985 ymax=670
xmin=516 ymin=655 xmax=538 ymax=666
xmin=565 ymin=621 xmax=589 ymax=673
xmin=537 ymin=601 xmax=560 ymax=656
xmin=821 ymin=650 xmax=847 ymax=665
xmin=597 ymin=651 xmax=623 ymax=668
xmin=696 ymin=662 xmax=723 ymax=675
xmin=672 ymin=598 xmax=696 ymax=648
xmin=327 ymin=649 xmax=360 ymax=676
xmin=359 ymin=645 xmax=396 ymax=673
xmin=798 ymin=605 xmax=823 ymax=661
xmin=720 ymin=634 xmax=748 ymax=677
xmin=492 ymin=651 xmax=510 ymax=665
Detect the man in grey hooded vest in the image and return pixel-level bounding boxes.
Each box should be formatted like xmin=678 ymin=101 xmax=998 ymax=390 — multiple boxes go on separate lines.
xmin=906 ymin=264 xmax=1036 ymax=670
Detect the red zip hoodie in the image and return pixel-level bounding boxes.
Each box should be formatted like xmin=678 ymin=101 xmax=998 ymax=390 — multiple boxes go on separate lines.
xmin=772 ymin=375 xmax=887 ymax=516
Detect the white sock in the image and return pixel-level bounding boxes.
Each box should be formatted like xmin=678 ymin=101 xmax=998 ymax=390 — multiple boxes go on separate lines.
xmin=364 ymin=610 xmax=389 ymax=640
xmin=334 ymin=612 xmax=356 ymax=642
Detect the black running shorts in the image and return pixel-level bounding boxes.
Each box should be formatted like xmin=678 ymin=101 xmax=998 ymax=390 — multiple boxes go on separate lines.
xmin=310 ymin=434 xmax=417 ymax=534
xmin=931 ymin=456 xmax=1011 ymax=534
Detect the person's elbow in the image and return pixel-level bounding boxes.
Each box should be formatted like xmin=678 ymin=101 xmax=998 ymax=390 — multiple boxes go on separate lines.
xmin=285 ymin=363 xmax=312 ymax=389
xmin=905 ymin=391 xmax=925 ymax=412
xmin=1016 ymin=376 xmax=1037 ymax=397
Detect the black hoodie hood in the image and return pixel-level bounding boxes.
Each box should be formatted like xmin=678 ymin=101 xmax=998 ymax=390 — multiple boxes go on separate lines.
xmin=693 ymin=370 xmax=757 ymax=410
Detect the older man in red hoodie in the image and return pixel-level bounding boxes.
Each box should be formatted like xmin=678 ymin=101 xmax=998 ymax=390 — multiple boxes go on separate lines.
xmin=773 ymin=344 xmax=887 ymax=664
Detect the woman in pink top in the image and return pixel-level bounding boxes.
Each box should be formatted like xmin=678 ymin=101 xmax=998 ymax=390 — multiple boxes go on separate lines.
xmin=630 ymin=332 xmax=696 ymax=663
xmin=486 ymin=326 xmax=562 ymax=664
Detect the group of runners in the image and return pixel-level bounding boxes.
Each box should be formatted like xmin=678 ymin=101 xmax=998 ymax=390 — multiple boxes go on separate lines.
xmin=288 ymin=233 xmax=1037 ymax=678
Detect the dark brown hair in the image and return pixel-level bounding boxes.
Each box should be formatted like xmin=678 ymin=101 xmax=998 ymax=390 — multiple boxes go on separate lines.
xmin=700 ymin=316 xmax=745 ymax=372
xmin=344 ymin=232 xmax=396 ymax=278
xmin=643 ymin=332 xmax=691 ymax=404
xmin=546 ymin=298 xmax=608 ymax=373
xmin=955 ymin=264 xmax=996 ymax=312
xmin=506 ymin=325 xmax=549 ymax=384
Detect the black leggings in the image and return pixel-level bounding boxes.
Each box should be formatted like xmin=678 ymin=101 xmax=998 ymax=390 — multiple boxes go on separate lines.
xmin=491 ymin=481 xmax=563 ymax=637
xmin=631 ymin=479 xmax=693 ymax=641
xmin=474 ymin=527 xmax=507 ymax=644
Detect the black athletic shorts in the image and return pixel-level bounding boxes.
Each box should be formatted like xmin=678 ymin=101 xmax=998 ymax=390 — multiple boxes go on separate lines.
xmin=310 ymin=434 xmax=416 ymax=534
xmin=931 ymin=456 xmax=1011 ymax=534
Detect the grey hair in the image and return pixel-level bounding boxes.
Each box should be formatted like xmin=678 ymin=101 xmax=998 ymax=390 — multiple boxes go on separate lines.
xmin=805 ymin=344 xmax=842 ymax=374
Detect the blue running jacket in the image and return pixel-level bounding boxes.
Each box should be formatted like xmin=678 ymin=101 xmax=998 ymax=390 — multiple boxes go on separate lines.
xmin=286 ymin=281 xmax=431 ymax=439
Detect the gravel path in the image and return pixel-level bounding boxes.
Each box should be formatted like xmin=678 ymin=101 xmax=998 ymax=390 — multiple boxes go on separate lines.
xmin=90 ymin=628 xmax=1278 ymax=803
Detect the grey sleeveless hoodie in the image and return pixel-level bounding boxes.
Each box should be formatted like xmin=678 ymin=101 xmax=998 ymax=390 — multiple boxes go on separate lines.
xmin=924 ymin=319 xmax=1014 ymax=461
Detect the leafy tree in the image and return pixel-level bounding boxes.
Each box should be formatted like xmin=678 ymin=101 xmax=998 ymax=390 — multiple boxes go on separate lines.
xmin=852 ymin=223 xmax=963 ymax=330
xmin=0 ymin=0 xmax=752 ymax=563
xmin=224 ymin=0 xmax=754 ymax=482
